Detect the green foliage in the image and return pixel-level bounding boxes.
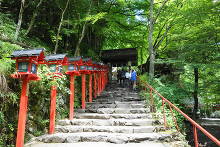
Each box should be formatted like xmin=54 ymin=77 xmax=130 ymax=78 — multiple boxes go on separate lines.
xmin=85 ymin=12 xmax=107 ymax=24
xmin=0 ymin=13 xmax=17 ymax=39
xmin=0 ymin=0 xmax=220 ymax=145
xmin=139 ymin=74 xmax=187 ymax=130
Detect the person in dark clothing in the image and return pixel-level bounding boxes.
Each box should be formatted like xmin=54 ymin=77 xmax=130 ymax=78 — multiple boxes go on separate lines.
xmin=121 ymin=69 xmax=126 ymax=87
xmin=117 ymin=69 xmax=122 ymax=84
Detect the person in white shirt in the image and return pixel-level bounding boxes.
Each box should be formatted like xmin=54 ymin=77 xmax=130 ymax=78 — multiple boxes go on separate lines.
xmin=125 ymin=71 xmax=131 ymax=87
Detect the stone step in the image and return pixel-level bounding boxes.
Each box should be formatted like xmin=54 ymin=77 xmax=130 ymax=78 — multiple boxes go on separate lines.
xmin=85 ymin=103 xmax=146 ymax=109
xmin=57 ymin=119 xmax=153 ymax=126
xmin=91 ymin=99 xmax=125 ymax=103
xmin=35 ymin=132 xmax=173 ymax=143
xmin=75 ymin=108 xmax=150 ymax=114
xmin=25 ymin=142 xmax=179 ymax=147
xmin=75 ymin=113 xmax=152 ymax=119
xmin=86 ymin=100 xmax=146 ymax=106
xmin=93 ymin=96 xmax=140 ymax=101
xmin=86 ymin=101 xmax=146 ymax=105
xmin=55 ymin=125 xmax=163 ymax=133
xmin=86 ymin=104 xmax=116 ymax=109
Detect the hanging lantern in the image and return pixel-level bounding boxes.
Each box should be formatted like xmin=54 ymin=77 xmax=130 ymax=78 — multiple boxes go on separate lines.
xmin=10 ymin=48 xmax=45 ymax=80
xmin=66 ymin=57 xmax=82 ymax=76
xmin=45 ymin=54 xmax=67 ymax=78
xmin=79 ymin=58 xmax=93 ymax=74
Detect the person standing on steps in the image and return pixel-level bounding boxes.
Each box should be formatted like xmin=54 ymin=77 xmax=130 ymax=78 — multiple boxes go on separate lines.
xmin=117 ymin=69 xmax=122 ymax=85
xmin=131 ymin=69 xmax=137 ymax=90
xmin=121 ymin=69 xmax=126 ymax=87
xmin=125 ymin=70 xmax=131 ymax=87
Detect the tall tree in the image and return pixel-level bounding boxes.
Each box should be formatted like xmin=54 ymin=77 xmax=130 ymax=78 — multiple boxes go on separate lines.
xmin=164 ymin=0 xmax=220 ymax=117
xmin=148 ymin=0 xmax=154 ymax=80
xmin=14 ymin=0 xmax=25 ymax=40
xmin=25 ymin=0 xmax=44 ymax=36
xmin=74 ymin=2 xmax=92 ymax=56
xmin=54 ymin=0 xmax=70 ymax=54
xmin=193 ymin=67 xmax=199 ymax=119
xmin=74 ymin=21 xmax=87 ymax=56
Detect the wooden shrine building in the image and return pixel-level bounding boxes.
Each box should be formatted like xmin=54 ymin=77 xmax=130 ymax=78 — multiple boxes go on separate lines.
xmin=100 ymin=48 xmax=137 ymax=67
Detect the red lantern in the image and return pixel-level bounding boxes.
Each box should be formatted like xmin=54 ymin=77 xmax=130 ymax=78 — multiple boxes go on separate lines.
xmin=45 ymin=54 xmax=68 ymax=78
xmin=45 ymin=54 xmax=67 ymax=134
xmin=11 ymin=48 xmax=45 ymax=81
xmin=65 ymin=57 xmax=82 ymax=120
xmin=65 ymin=56 xmax=82 ymax=76
xmin=10 ymin=48 xmax=45 ymax=147
xmin=78 ymin=58 xmax=92 ymax=74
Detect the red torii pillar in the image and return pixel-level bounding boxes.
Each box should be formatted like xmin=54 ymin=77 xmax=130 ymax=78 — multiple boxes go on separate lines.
xmin=100 ymin=72 xmax=103 ymax=93
xmin=69 ymin=75 xmax=75 ymax=120
xmin=102 ymin=72 xmax=104 ymax=91
xmin=89 ymin=74 xmax=93 ymax=102
xmin=103 ymin=72 xmax=106 ymax=90
xmin=96 ymin=73 xmax=99 ymax=96
xmin=93 ymin=73 xmax=97 ymax=98
xmin=49 ymin=73 xmax=64 ymax=134
xmin=49 ymin=84 xmax=57 ymax=134
xmin=101 ymin=71 xmax=104 ymax=93
xmin=103 ymin=72 xmax=105 ymax=91
xmin=81 ymin=74 xmax=86 ymax=109
xmin=16 ymin=76 xmax=29 ymax=147
xmin=98 ymin=72 xmax=101 ymax=96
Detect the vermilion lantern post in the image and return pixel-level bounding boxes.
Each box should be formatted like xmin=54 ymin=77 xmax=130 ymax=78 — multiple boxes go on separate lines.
xmin=45 ymin=54 xmax=67 ymax=134
xmin=98 ymin=64 xmax=108 ymax=94
xmin=10 ymin=48 xmax=45 ymax=147
xmin=65 ymin=57 xmax=82 ymax=120
xmin=87 ymin=60 xmax=95 ymax=103
xmin=79 ymin=58 xmax=93 ymax=109
xmin=99 ymin=65 xmax=103 ymax=94
xmin=97 ymin=63 xmax=103 ymax=96
xmin=92 ymin=62 xmax=98 ymax=99
xmin=101 ymin=65 xmax=105 ymax=92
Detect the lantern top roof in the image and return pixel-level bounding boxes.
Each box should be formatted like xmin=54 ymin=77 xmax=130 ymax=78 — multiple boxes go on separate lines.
xmin=82 ymin=58 xmax=91 ymax=62
xmin=45 ymin=54 xmax=67 ymax=61
xmin=10 ymin=48 xmax=45 ymax=58
xmin=68 ymin=56 xmax=82 ymax=62
xmin=92 ymin=61 xmax=98 ymax=65
xmin=82 ymin=58 xmax=92 ymax=66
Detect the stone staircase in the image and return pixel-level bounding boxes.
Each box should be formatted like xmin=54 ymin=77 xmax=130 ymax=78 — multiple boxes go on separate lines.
xmin=25 ymin=82 xmax=187 ymax=147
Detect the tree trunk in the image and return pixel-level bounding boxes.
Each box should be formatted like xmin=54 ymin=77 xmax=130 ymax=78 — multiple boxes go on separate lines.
xmin=25 ymin=0 xmax=44 ymax=36
xmin=74 ymin=3 xmax=92 ymax=57
xmin=148 ymin=0 xmax=155 ymax=80
xmin=14 ymin=0 xmax=25 ymax=40
xmin=54 ymin=0 xmax=70 ymax=54
xmin=193 ymin=67 xmax=199 ymax=119
xmin=74 ymin=22 xmax=87 ymax=57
